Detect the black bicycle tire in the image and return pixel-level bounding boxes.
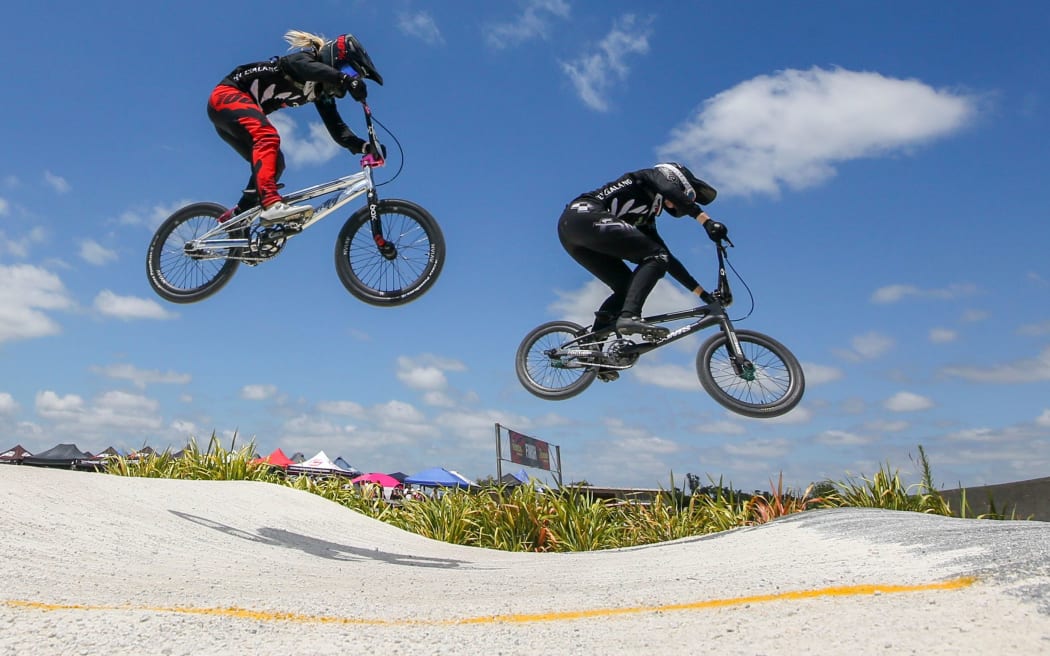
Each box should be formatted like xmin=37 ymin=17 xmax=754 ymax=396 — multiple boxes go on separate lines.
xmin=695 ymin=329 xmax=805 ymax=418
xmin=515 ymin=321 xmax=598 ymax=401
xmin=333 ymin=199 xmax=445 ymax=306
xmin=146 ymin=202 xmax=240 ymax=304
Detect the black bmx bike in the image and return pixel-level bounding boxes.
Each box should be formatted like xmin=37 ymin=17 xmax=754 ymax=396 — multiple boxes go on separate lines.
xmin=146 ymin=103 xmax=444 ymax=306
xmin=515 ymin=237 xmax=805 ymax=418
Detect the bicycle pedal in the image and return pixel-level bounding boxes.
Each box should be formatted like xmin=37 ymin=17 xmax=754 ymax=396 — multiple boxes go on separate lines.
xmin=597 ymin=370 xmax=620 ymax=382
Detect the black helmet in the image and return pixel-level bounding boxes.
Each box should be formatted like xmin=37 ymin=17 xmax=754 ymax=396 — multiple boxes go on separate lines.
xmin=319 ymin=34 xmax=383 ymax=85
xmin=654 ymin=162 xmax=717 ymax=212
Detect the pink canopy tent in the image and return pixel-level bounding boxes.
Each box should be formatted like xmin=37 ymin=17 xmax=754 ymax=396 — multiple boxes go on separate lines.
xmin=350 ymin=472 xmax=403 ymax=488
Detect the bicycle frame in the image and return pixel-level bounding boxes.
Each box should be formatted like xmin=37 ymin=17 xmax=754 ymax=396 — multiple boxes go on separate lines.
xmin=185 ymin=103 xmax=387 ymax=258
xmin=558 ymin=242 xmax=753 ymax=375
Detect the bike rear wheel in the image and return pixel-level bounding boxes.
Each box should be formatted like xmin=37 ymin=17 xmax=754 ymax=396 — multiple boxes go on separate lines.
xmin=146 ymin=202 xmax=240 ymax=304
xmin=516 ymin=321 xmax=598 ymax=400
xmin=334 ymin=199 xmax=445 ymax=306
xmin=696 ymin=329 xmax=805 ymax=418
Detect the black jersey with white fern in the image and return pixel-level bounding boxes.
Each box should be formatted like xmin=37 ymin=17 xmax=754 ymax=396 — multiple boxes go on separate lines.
xmin=579 ymin=168 xmax=703 ymax=228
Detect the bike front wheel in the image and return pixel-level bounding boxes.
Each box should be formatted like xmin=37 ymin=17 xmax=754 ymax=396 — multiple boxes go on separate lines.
xmin=516 ymin=321 xmax=598 ymax=401
xmin=696 ymin=329 xmax=805 ymax=418
xmin=334 ymin=199 xmax=445 ymax=306
xmin=146 ymin=202 xmax=240 ymax=304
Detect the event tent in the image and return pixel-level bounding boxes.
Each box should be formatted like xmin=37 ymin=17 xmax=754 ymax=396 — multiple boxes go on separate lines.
xmin=350 ymin=473 xmax=403 ymax=488
xmin=333 ymin=456 xmax=360 ymax=476
xmin=251 ymin=448 xmax=294 ymax=469
xmin=405 ymin=467 xmax=476 ymax=489
xmin=22 ymin=443 xmax=92 ymax=468
xmin=0 ymin=445 xmax=31 ymax=464
xmin=287 ymin=451 xmax=354 ymax=477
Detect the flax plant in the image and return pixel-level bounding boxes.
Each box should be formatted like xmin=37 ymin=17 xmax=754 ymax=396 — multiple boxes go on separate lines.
xmin=746 ymin=474 xmax=824 ymax=525
xmin=390 ymin=489 xmax=479 ymax=545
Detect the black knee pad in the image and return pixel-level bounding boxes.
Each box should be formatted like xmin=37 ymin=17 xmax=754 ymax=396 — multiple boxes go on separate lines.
xmin=641 ymin=250 xmax=670 ymax=271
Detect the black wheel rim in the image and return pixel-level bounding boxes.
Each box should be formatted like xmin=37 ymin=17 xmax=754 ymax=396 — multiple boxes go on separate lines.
xmin=524 ymin=329 xmax=592 ymax=392
xmin=157 ymin=215 xmax=231 ymax=293
xmin=349 ymin=211 xmax=434 ymax=294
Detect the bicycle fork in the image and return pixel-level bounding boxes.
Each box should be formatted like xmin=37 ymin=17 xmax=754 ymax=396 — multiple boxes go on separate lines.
xmin=719 ymin=316 xmax=757 ymax=381
xmin=366 ymin=190 xmax=397 ymax=261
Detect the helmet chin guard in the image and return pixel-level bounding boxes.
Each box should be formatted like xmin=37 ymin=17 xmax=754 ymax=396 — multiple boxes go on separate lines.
xmin=320 ymin=33 xmax=384 ymax=85
xmin=654 ymin=162 xmax=717 ymax=206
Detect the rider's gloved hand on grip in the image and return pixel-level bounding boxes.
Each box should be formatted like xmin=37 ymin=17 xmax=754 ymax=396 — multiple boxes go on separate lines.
xmin=704 ymin=220 xmax=728 ymax=242
xmin=363 ymin=142 xmax=387 ymax=160
xmin=342 ymin=74 xmax=367 ymax=102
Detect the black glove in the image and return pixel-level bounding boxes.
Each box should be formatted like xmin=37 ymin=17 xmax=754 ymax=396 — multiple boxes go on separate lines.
xmin=342 ymin=74 xmax=367 ymax=102
xmin=362 ymin=142 xmax=387 ymax=159
xmin=704 ymin=220 xmax=728 ymax=242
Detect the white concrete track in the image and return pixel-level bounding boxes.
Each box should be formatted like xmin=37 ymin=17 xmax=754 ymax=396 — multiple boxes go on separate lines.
xmin=1 ymin=467 xmax=1048 ymax=655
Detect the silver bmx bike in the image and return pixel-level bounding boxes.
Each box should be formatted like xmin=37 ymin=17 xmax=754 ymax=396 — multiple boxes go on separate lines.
xmin=146 ymin=103 xmax=444 ymax=306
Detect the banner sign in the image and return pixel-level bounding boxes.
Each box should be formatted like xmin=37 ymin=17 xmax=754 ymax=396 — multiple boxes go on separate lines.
xmin=509 ymin=430 xmax=551 ymax=470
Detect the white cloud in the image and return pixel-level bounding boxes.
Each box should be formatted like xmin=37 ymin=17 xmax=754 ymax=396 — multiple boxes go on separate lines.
xmin=762 ymin=405 xmax=813 ymax=424
xmin=722 ymin=438 xmax=792 ymax=459
xmin=241 ymin=384 xmax=278 ymax=401
xmin=0 ymin=265 xmax=74 ymax=343
xmin=801 ymin=362 xmax=842 ymax=385
xmin=395 ymin=354 xmax=466 ymax=392
xmin=35 ymin=389 xmax=163 ymax=436
xmin=870 ymin=283 xmax=977 ymax=304
xmin=549 ymin=278 xmax=698 ymax=327
xmin=942 ymin=346 xmax=1050 ymax=383
xmin=864 ymin=419 xmax=909 ymax=433
xmin=658 ymin=67 xmax=976 ymax=196
xmin=883 ymin=391 xmax=934 ymax=412
xmin=0 ymin=393 xmax=19 ymax=415
xmin=834 ymin=331 xmax=894 ymax=362
xmin=602 ymin=418 xmax=681 ymax=454
xmin=961 ymin=309 xmax=988 ymax=323
xmin=560 ymin=14 xmax=652 ymax=111
xmin=316 ymin=400 xmax=365 ymax=417
xmin=44 ymin=170 xmax=71 ymax=194
xmin=115 ymin=200 xmax=192 ymax=229
xmin=398 ymin=10 xmax=444 ymax=45
xmin=79 ymin=239 xmax=118 ymax=266
xmin=0 ymin=227 xmax=47 ymax=259
xmin=929 ymin=328 xmax=957 ymax=343
xmin=91 ymin=363 xmax=191 ymax=389
xmin=0 ymin=197 xmax=8 ymax=215
xmin=93 ymin=290 xmax=176 ymax=320
xmin=485 ymin=0 xmax=570 ymax=49
xmin=268 ymin=113 xmax=341 ymax=166
xmin=692 ymin=419 xmax=747 ymax=436
xmin=1036 ymin=409 xmax=1050 ymax=427
xmin=815 ymin=430 xmax=873 ymax=446
xmin=633 ymin=362 xmax=700 ymax=390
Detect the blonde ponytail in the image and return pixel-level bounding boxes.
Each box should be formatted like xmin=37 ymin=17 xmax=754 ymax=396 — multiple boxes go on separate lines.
xmin=284 ymin=30 xmax=326 ymax=51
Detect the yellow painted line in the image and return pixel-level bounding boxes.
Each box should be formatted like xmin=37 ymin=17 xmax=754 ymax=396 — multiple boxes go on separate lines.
xmin=4 ymin=577 xmax=975 ymax=627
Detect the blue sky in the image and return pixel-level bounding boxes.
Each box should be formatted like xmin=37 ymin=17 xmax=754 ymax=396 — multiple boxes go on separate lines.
xmin=2 ymin=1 xmax=1048 ymax=491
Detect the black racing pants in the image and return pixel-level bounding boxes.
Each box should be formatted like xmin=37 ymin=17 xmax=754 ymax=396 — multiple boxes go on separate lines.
xmin=557 ymin=199 xmax=669 ymax=328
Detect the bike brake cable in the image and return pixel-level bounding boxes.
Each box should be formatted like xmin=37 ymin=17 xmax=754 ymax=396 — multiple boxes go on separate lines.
xmin=369 ymin=112 xmax=405 ymax=187
xmin=723 ymin=248 xmax=756 ymax=322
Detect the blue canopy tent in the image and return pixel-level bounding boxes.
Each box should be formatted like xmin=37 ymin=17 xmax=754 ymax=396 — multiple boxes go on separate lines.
xmin=405 ymin=467 xmax=475 ymax=489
